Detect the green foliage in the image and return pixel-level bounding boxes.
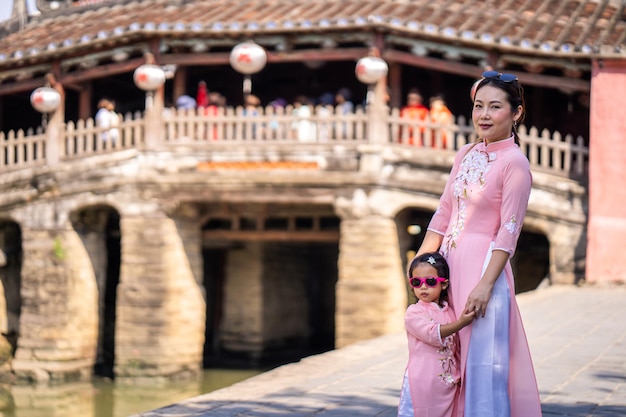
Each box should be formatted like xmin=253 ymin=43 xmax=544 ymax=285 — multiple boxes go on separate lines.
xmin=53 ymin=236 xmax=66 ymax=260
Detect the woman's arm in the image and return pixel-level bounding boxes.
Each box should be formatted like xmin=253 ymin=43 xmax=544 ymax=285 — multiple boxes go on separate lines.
xmin=415 ymin=230 xmax=444 ymax=257
xmin=464 ymin=249 xmax=509 ymax=317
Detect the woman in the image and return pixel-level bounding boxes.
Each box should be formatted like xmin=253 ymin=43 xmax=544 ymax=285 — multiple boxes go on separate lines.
xmin=414 ymin=71 xmax=542 ymax=417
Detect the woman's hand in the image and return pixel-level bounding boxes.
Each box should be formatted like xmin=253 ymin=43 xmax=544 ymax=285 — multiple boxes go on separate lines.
xmin=465 ymin=279 xmax=493 ymax=318
xmin=465 ymin=250 xmax=510 ymax=318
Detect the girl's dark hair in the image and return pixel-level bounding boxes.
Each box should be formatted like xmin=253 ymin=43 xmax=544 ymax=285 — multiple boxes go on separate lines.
xmin=474 ymin=76 xmax=526 ymax=146
xmin=408 ymin=251 xmax=450 ymax=305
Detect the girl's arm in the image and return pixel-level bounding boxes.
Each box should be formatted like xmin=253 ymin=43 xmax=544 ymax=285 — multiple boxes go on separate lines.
xmin=440 ymin=310 xmax=476 ymax=339
xmin=405 ymin=306 xmax=444 ymax=347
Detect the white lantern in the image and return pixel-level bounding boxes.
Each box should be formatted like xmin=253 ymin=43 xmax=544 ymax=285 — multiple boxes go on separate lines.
xmin=355 ymin=57 xmax=388 ymax=84
xmin=133 ymin=64 xmax=166 ymax=91
xmin=230 ymin=42 xmax=267 ymax=75
xmin=30 ymin=87 xmax=61 ymax=113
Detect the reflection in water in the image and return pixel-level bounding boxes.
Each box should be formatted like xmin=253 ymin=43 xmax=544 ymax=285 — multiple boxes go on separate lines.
xmin=3 ymin=369 xmax=261 ymax=417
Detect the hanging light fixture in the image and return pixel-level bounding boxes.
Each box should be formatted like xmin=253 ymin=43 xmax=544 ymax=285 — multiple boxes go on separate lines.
xmin=230 ymin=41 xmax=267 ymax=95
xmin=133 ymin=64 xmax=166 ymax=91
xmin=355 ymin=56 xmax=388 ymax=84
xmin=30 ymin=87 xmax=61 ymax=113
xmin=229 ymin=41 xmax=267 ymax=75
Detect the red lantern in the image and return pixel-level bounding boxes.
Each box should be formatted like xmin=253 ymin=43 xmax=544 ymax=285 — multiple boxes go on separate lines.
xmin=229 ymin=42 xmax=267 ymax=75
xmin=355 ymin=57 xmax=388 ymax=84
xmin=133 ymin=64 xmax=166 ymax=91
xmin=30 ymin=87 xmax=61 ymax=113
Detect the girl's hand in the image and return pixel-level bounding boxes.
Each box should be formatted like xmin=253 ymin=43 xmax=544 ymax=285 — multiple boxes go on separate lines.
xmin=458 ymin=310 xmax=476 ymax=327
xmin=465 ymin=280 xmax=493 ymax=318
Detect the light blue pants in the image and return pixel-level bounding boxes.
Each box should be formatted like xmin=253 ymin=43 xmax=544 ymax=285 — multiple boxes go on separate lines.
xmin=465 ymin=271 xmax=511 ymax=417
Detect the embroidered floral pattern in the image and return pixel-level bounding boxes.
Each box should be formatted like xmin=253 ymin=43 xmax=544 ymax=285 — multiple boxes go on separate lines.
xmin=443 ymin=147 xmax=491 ymax=255
xmin=438 ymin=334 xmax=459 ymax=386
xmin=504 ymin=215 xmax=517 ymax=234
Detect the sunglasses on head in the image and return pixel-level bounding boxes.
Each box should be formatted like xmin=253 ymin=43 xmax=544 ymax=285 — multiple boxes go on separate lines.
xmin=482 ymin=70 xmax=518 ymax=83
xmin=408 ymin=276 xmax=447 ymax=288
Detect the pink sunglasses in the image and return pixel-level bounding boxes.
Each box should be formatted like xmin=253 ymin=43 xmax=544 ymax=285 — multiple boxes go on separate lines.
xmin=408 ymin=276 xmax=447 ymax=288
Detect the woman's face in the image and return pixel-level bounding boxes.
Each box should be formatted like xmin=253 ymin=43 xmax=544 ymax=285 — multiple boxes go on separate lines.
xmin=472 ymin=85 xmax=521 ymax=143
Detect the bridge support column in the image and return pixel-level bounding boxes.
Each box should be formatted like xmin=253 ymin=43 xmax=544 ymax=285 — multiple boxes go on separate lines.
xmin=12 ymin=226 xmax=98 ymax=384
xmin=115 ymin=213 xmax=205 ymax=381
xmin=335 ymin=190 xmax=407 ymax=348
xmin=548 ymin=222 xmax=586 ymax=285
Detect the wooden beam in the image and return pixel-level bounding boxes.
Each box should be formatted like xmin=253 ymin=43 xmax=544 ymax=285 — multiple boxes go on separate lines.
xmin=159 ymin=48 xmax=370 ymax=67
xmin=383 ymin=50 xmax=589 ymax=93
xmin=0 ymin=57 xmax=147 ymax=96
xmin=203 ymin=230 xmax=340 ymax=242
xmin=59 ymin=57 xmax=145 ymax=84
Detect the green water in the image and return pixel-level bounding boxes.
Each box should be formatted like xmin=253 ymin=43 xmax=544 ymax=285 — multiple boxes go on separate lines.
xmin=3 ymin=369 xmax=261 ymax=417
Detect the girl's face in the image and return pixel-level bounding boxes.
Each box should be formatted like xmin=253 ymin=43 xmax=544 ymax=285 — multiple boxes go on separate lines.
xmin=472 ymin=85 xmax=522 ymax=144
xmin=410 ymin=263 xmax=448 ymax=304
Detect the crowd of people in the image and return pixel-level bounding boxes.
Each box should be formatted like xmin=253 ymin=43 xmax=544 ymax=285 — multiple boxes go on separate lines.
xmin=399 ymin=88 xmax=454 ymax=148
xmin=96 ymin=82 xmax=455 ymax=145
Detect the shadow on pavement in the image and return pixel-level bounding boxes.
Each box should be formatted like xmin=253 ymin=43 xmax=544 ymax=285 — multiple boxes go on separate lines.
xmin=542 ymin=403 xmax=626 ymax=417
xmin=139 ymin=388 xmax=400 ymax=416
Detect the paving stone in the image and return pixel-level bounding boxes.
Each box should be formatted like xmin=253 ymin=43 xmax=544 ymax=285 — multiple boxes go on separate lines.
xmin=134 ymin=285 xmax=626 ymax=417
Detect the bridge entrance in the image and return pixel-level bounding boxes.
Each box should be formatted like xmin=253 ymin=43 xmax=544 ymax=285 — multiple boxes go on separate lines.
xmin=0 ymin=221 xmax=21 ymax=356
xmin=395 ymin=207 xmax=550 ymax=296
xmin=70 ymin=205 xmax=120 ymax=378
xmin=513 ymin=230 xmax=550 ymax=293
xmin=200 ymin=205 xmax=340 ymax=367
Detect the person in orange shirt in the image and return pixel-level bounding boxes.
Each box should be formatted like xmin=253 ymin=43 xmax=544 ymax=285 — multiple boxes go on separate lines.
xmin=400 ymin=89 xmax=429 ymax=146
xmin=429 ymin=95 xmax=454 ymax=149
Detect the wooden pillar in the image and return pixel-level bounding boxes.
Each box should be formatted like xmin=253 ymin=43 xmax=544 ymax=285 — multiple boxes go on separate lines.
xmin=173 ymin=66 xmax=187 ymax=103
xmin=78 ymin=81 xmax=92 ymax=121
xmin=44 ymin=73 xmax=65 ymax=166
xmin=586 ymin=60 xmax=626 ymax=284
xmin=389 ymin=62 xmax=402 ymax=109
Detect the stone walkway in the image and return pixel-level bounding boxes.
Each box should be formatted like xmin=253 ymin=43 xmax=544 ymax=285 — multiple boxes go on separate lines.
xmin=135 ymin=285 xmax=626 ymax=417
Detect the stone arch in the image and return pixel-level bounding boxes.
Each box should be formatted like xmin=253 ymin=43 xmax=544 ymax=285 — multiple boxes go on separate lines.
xmin=0 ymin=219 xmax=22 ymax=357
xmin=198 ymin=203 xmax=339 ymax=366
xmin=523 ymin=215 xmax=585 ymax=285
xmin=395 ymin=193 xmax=551 ymax=293
xmin=69 ymin=204 xmax=120 ymax=378
xmin=394 ymin=206 xmax=437 ymax=276
xmin=512 ymin=228 xmax=550 ymax=293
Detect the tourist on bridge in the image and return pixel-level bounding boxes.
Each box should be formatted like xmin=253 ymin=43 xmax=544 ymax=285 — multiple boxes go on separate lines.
xmin=399 ymin=88 xmax=429 ymax=146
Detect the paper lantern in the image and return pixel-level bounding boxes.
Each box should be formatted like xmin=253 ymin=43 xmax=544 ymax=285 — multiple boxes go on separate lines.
xmin=230 ymin=42 xmax=267 ymax=75
xmin=30 ymin=87 xmax=61 ymax=113
xmin=355 ymin=57 xmax=388 ymax=84
xmin=133 ymin=64 xmax=166 ymax=91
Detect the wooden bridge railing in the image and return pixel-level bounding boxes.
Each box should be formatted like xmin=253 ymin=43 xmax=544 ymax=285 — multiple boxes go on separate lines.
xmin=0 ymin=105 xmax=589 ymax=181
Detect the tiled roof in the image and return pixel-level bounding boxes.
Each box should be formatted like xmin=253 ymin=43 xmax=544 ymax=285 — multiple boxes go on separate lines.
xmin=0 ymin=0 xmax=624 ymax=70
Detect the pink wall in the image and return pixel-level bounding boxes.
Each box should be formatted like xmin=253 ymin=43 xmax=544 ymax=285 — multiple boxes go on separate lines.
xmin=587 ymin=60 xmax=626 ymax=284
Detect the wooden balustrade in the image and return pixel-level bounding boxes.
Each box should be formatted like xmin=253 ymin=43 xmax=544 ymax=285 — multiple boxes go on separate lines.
xmin=0 ymin=105 xmax=589 ymax=180
xmin=0 ymin=127 xmax=47 ymax=171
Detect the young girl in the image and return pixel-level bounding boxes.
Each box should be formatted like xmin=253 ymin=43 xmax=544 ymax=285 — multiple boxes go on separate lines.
xmin=397 ymin=252 xmax=475 ymax=417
